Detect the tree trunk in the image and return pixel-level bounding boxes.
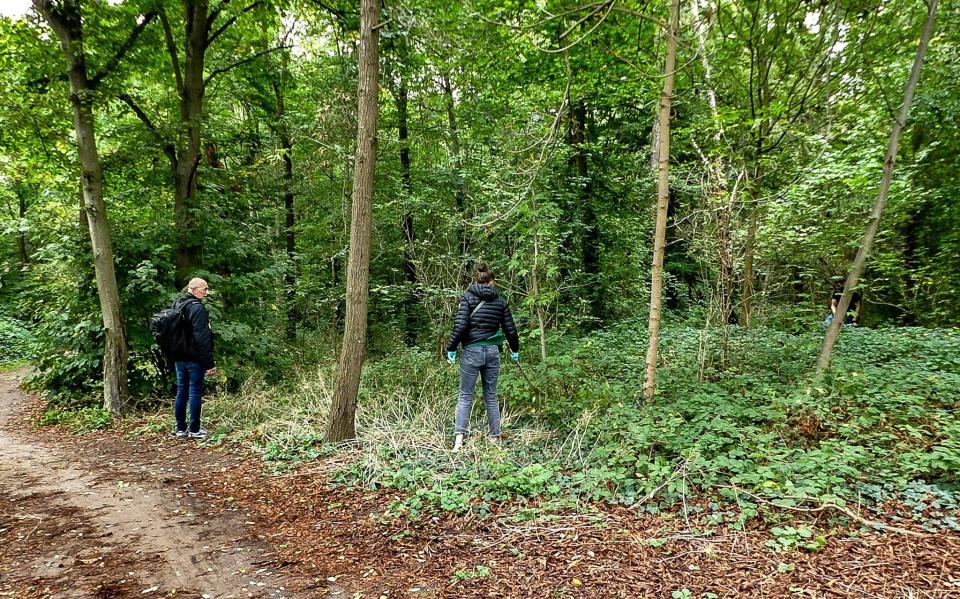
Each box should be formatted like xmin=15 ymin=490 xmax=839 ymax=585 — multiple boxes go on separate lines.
xmin=173 ymin=1 xmax=210 ymax=287
xmin=570 ymin=98 xmax=601 ymax=323
xmin=741 ymin=163 xmax=762 ymax=327
xmin=34 ymin=0 xmax=130 ymax=414
xmin=741 ymin=18 xmax=772 ymax=329
xmin=442 ymin=73 xmax=470 ymax=283
xmin=817 ymin=0 xmax=937 ymax=372
xmin=397 ymin=73 xmax=418 ymax=347
xmin=270 ymin=76 xmax=298 ymax=341
xmin=326 ymin=0 xmax=380 ymax=442
xmin=14 ymin=185 xmax=29 ymax=270
xmin=643 ymin=0 xmax=679 ymax=403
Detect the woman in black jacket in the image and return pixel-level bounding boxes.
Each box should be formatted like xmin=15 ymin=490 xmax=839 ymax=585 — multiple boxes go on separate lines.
xmin=446 ymin=263 xmax=520 ymax=451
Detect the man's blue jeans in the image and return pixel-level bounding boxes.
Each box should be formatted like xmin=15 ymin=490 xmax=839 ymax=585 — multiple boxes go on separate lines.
xmin=455 ymin=345 xmax=501 ymax=437
xmin=174 ymin=361 xmax=205 ymax=433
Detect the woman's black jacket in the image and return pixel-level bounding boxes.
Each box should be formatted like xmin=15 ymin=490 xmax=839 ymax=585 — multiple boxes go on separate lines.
xmin=446 ymin=283 xmax=520 ymax=353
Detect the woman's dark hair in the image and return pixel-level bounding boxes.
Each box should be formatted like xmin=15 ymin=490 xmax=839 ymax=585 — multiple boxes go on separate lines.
xmin=475 ymin=262 xmax=494 ymax=284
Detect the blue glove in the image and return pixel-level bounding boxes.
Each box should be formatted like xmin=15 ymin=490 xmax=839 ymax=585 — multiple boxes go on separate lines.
xmin=447 ymin=351 xmax=457 ymax=364
xmin=510 ymin=351 xmax=519 ymax=363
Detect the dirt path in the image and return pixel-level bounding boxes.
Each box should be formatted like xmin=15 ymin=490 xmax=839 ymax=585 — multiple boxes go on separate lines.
xmin=0 ymin=369 xmax=302 ymax=598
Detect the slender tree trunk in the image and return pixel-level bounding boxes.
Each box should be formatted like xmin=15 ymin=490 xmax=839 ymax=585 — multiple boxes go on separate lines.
xmin=326 ymin=0 xmax=380 ymax=442
xmin=817 ymin=0 xmax=937 ymax=372
xmin=269 ymin=77 xmax=298 ymax=341
xmin=34 ymin=0 xmax=130 ymax=414
xmin=569 ymin=98 xmax=601 ymax=323
xmin=741 ymin=22 xmax=772 ymax=329
xmin=442 ymin=74 xmax=470 ymax=283
xmin=281 ymin=131 xmax=296 ymax=339
xmin=644 ymin=0 xmax=680 ymax=403
xmin=397 ymin=73 xmax=418 ymax=347
xmin=14 ymin=186 xmax=29 ymax=270
xmin=741 ymin=163 xmax=762 ymax=327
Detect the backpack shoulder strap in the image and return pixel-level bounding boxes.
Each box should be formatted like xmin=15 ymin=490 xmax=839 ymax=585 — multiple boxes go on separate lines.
xmin=175 ymin=296 xmax=200 ymax=318
xmin=469 ymin=300 xmax=486 ymax=320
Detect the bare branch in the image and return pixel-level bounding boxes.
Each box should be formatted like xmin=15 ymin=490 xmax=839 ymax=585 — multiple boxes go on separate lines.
xmin=90 ymin=11 xmax=158 ymax=89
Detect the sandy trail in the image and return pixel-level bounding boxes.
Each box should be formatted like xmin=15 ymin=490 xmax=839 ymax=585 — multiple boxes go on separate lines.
xmin=0 ymin=368 xmax=300 ymax=598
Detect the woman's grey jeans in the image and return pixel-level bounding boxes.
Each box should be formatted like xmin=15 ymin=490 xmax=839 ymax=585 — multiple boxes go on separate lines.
xmin=455 ymin=345 xmax=501 ymax=436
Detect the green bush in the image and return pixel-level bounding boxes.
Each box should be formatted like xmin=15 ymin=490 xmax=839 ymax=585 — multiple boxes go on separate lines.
xmin=38 ymin=405 xmax=113 ymax=432
xmin=0 ymin=314 xmax=32 ymax=367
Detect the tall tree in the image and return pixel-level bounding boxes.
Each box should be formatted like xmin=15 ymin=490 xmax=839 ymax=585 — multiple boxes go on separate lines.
xmin=32 ymin=0 xmax=155 ymax=413
xmin=120 ymin=0 xmax=277 ymax=286
xmin=817 ymin=0 xmax=938 ymax=372
xmin=326 ymin=0 xmax=380 ymax=442
xmin=644 ymin=0 xmax=680 ymax=403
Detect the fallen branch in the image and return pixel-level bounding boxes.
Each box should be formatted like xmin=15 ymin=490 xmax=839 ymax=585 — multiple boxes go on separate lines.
xmin=719 ymin=484 xmax=927 ymax=538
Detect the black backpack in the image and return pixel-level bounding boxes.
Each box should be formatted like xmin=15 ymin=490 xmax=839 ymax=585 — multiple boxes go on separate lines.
xmin=149 ymin=300 xmax=193 ymax=359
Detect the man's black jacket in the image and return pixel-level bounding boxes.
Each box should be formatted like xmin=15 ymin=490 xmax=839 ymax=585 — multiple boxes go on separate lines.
xmin=446 ymin=283 xmax=519 ymax=352
xmin=171 ymin=293 xmax=215 ymax=369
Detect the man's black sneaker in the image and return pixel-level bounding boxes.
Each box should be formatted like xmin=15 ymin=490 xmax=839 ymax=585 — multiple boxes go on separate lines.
xmin=174 ymin=430 xmax=188 ymax=439
xmin=188 ymin=429 xmax=210 ymax=440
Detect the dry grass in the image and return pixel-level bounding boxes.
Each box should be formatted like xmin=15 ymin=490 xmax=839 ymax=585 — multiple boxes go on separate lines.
xmin=197 ymin=358 xmax=568 ymax=484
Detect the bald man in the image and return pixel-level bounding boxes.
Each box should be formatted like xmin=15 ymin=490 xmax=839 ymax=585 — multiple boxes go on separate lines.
xmin=170 ymin=278 xmax=216 ymax=439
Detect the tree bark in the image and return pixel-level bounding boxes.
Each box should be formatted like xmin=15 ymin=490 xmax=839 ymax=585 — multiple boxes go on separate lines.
xmin=326 ymin=0 xmax=380 ymax=442
xmin=817 ymin=0 xmax=937 ymax=372
xmin=34 ymin=0 xmax=130 ymax=414
xmin=643 ymin=0 xmax=680 ymax=403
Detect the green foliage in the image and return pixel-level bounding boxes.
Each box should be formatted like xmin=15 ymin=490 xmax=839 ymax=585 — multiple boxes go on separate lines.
xmin=450 ymin=564 xmax=491 ymax=584
xmin=0 ymin=312 xmax=32 ymax=367
xmin=765 ymin=525 xmax=827 ymax=552
xmin=38 ymin=405 xmax=113 ymax=432
xmin=324 ymin=324 xmax=960 ymax=527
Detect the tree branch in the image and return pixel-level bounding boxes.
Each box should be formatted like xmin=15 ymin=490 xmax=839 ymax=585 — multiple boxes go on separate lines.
xmin=207 ymin=0 xmax=234 ymax=27
xmin=117 ymin=93 xmax=178 ymax=168
xmin=203 ymin=45 xmax=291 ymax=86
xmin=158 ymin=7 xmax=183 ymax=95
xmin=89 ymin=11 xmax=158 ymax=89
xmin=310 ymin=0 xmax=349 ymax=19
xmin=207 ymin=0 xmax=264 ymax=47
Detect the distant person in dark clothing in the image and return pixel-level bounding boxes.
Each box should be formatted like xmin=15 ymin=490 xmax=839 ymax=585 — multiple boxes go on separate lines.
xmin=825 ymin=277 xmax=862 ymax=326
xmin=172 ymin=278 xmax=216 ymax=439
xmin=446 ymin=263 xmax=520 ymax=451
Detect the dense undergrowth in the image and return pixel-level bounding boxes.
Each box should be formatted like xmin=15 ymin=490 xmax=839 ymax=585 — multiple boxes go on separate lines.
xmin=0 ymin=309 xmax=32 ymax=368
xmin=188 ymin=323 xmax=960 ymax=531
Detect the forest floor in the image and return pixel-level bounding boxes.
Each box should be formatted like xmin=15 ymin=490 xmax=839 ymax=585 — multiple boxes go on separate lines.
xmin=1 ymin=368 xmax=959 ymax=598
